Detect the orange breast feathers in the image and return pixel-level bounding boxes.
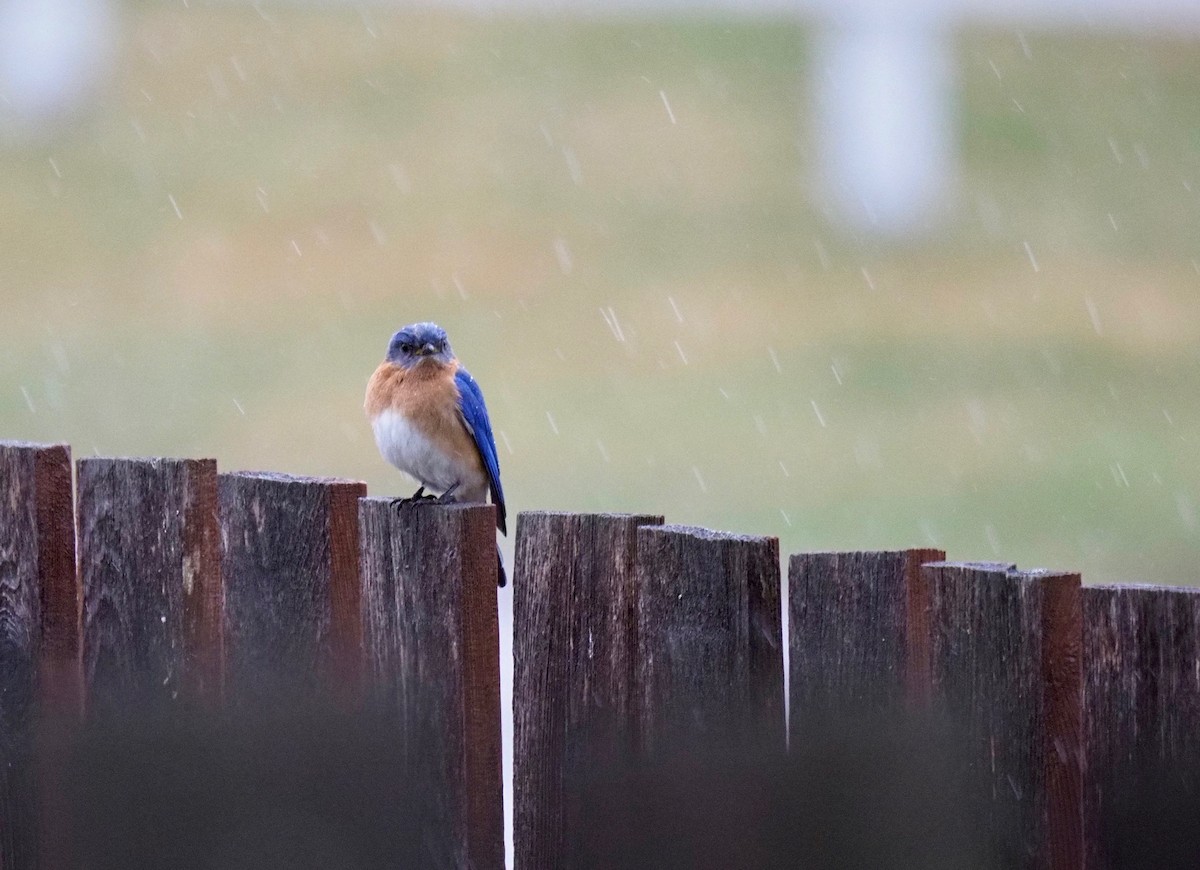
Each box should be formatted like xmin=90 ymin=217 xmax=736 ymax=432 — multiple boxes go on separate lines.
xmin=364 ymin=359 xmax=487 ymax=496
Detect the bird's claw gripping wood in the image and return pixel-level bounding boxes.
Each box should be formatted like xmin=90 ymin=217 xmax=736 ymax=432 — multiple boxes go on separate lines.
xmin=390 ymin=486 xmax=438 ymax=513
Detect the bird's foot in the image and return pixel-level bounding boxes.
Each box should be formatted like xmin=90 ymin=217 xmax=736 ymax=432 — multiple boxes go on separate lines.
xmin=390 ymin=486 xmax=438 ymax=513
xmin=433 ymin=482 xmax=461 ymax=505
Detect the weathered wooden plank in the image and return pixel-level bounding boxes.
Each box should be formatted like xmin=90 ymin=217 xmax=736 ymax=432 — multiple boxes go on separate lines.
xmin=788 ymin=548 xmax=945 ymax=736
xmin=925 ymin=562 xmax=1081 ymax=870
xmin=219 ymin=472 xmax=365 ymax=698
xmin=512 ymin=511 xmax=664 ymax=870
xmin=1083 ymin=584 xmax=1200 ymax=870
xmin=0 ymin=441 xmax=77 ymax=868
xmin=636 ymin=524 xmax=783 ymax=752
xmin=78 ymin=457 xmax=222 ymax=710
xmin=360 ymin=498 xmax=503 ymax=870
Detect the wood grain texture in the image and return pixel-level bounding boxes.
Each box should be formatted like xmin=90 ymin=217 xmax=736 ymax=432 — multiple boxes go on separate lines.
xmin=0 ymin=441 xmax=77 ymax=869
xmin=78 ymin=457 xmax=222 ymax=711
xmin=219 ymin=472 xmax=365 ymax=699
xmin=788 ymin=549 xmax=944 ymax=737
xmin=925 ymin=562 xmax=1081 ymax=870
xmin=359 ymin=498 xmax=503 ymax=870
xmin=1083 ymin=584 xmax=1200 ymax=870
xmin=636 ymin=524 xmax=783 ymax=753
xmin=512 ymin=511 xmax=664 ymax=870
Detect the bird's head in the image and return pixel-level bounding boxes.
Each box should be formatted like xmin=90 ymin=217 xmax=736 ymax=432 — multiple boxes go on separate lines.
xmin=386 ymin=322 xmax=454 ymax=369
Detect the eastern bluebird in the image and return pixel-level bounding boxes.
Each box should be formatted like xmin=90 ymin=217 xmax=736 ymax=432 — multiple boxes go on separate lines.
xmin=365 ymin=321 xmax=508 ymax=586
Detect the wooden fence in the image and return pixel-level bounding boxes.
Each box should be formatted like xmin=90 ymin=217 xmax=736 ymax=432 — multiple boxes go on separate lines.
xmin=0 ymin=440 xmax=1197 ymax=868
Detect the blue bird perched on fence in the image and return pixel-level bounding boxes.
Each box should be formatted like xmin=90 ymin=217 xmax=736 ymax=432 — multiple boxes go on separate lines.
xmin=365 ymin=321 xmax=508 ymax=586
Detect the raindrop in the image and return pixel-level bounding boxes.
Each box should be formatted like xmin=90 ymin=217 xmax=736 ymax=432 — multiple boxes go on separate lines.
xmin=596 ymin=440 xmax=610 ymax=463
xmin=387 ymin=163 xmax=411 ymax=194
xmin=778 ymin=461 xmax=789 ymax=478
xmin=562 ymin=146 xmax=583 ymax=186
xmin=810 ymin=399 xmax=826 ymax=428
xmin=599 ymin=307 xmax=625 ymax=343
xmin=767 ymin=346 xmax=781 ymax=373
xmin=830 ymin=362 xmax=843 ymax=385
xmin=19 ymin=386 xmax=35 ymax=413
xmin=1084 ymin=296 xmax=1103 ymax=336
xmin=1111 ymin=463 xmax=1130 ymax=488
xmin=545 ymin=411 xmax=559 ymax=435
xmin=168 ymin=194 xmax=183 ymax=220
xmin=813 ymin=238 xmax=830 ymax=271
xmin=553 ymin=238 xmax=573 ymax=275
xmin=691 ymin=466 xmax=707 ymax=493
xmin=1177 ymin=493 xmax=1197 ymax=532
xmin=673 ymin=340 xmax=689 ymax=365
xmin=780 ymin=509 xmax=792 ymax=526
xmin=231 ymin=398 xmax=245 ymax=415
xmin=659 ymin=90 xmax=677 ymax=125
xmin=1022 ymin=240 xmax=1039 ymax=273
xmin=667 ymin=296 xmax=683 ymax=324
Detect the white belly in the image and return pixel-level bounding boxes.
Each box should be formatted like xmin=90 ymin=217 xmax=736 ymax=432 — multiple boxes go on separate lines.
xmin=372 ymin=409 xmax=463 ymax=493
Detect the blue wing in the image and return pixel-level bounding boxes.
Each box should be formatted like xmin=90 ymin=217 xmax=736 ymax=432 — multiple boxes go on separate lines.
xmin=455 ymin=366 xmax=507 ymax=535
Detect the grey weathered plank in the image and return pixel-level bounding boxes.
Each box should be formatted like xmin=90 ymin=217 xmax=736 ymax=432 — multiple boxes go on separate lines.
xmin=636 ymin=524 xmax=783 ymax=752
xmin=0 ymin=441 xmax=77 ymax=868
xmin=513 ymin=511 xmax=664 ymax=870
xmin=219 ymin=472 xmax=365 ymax=698
xmin=1083 ymin=584 xmax=1200 ymax=870
xmin=360 ymin=498 xmax=503 ymax=870
xmin=78 ymin=457 xmax=222 ymax=710
xmin=788 ymin=548 xmax=945 ymax=736
xmin=925 ymin=562 xmax=1081 ymax=870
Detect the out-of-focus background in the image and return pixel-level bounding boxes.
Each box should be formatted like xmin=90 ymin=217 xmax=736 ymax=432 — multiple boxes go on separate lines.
xmin=3 ymin=0 xmax=1198 ymax=860
xmin=5 ymin=0 xmax=1199 ymax=583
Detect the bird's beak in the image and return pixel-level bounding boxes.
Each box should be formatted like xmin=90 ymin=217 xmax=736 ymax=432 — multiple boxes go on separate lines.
xmin=421 ymin=343 xmax=437 ymax=356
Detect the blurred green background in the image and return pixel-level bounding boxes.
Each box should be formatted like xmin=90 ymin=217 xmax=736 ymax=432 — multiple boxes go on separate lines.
xmin=2 ymin=3 xmax=1199 ymax=585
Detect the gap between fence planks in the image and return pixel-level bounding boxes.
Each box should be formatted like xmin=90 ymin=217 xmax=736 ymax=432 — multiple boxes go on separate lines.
xmin=360 ymin=497 xmax=504 ymax=870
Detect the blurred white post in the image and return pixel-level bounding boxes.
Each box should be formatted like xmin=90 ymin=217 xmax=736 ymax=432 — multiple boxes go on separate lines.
xmin=812 ymin=5 xmax=954 ymax=237
xmin=0 ymin=0 xmax=117 ymax=136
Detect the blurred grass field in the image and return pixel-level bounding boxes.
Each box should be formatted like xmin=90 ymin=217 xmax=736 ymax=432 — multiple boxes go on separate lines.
xmin=1 ymin=4 xmax=1198 ymax=585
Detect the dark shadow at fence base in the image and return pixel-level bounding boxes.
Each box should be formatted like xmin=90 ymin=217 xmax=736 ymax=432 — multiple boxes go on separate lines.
xmin=53 ymin=694 xmax=439 ymax=870
xmin=566 ymin=710 xmax=1000 ymax=870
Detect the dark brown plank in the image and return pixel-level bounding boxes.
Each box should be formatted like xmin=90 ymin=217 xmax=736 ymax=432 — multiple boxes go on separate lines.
xmin=1083 ymin=584 xmax=1200 ymax=870
xmin=635 ymin=524 xmax=783 ymax=752
xmin=78 ymin=457 xmax=222 ymax=711
xmin=512 ymin=511 xmax=664 ymax=870
xmin=788 ymin=548 xmax=944 ymax=736
xmin=0 ymin=442 xmax=77 ymax=868
xmin=925 ymin=562 xmax=1081 ymax=870
xmin=219 ymin=472 xmax=365 ymax=699
xmin=360 ymin=498 xmax=503 ymax=870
